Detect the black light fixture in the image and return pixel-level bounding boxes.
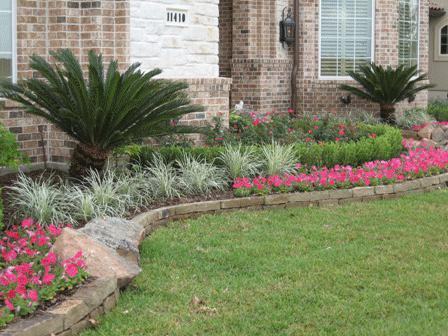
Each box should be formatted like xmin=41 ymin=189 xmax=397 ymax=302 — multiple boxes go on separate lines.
xmin=280 ymin=7 xmax=295 ymax=47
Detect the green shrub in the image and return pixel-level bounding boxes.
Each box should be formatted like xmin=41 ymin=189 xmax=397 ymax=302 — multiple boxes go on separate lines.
xmin=427 ymin=100 xmax=448 ymax=121
xmin=0 ymin=196 xmax=4 ymax=232
xmin=133 ymin=124 xmax=403 ymax=169
xmin=0 ymin=123 xmax=24 ymax=169
xmin=396 ymin=108 xmax=435 ymax=130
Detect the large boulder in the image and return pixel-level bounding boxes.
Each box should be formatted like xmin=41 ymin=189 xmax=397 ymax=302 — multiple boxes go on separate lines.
xmin=52 ymin=228 xmax=141 ymax=288
xmin=418 ymin=124 xmax=435 ymax=140
xmin=80 ymin=217 xmax=145 ymax=264
xmin=431 ymin=126 xmax=446 ymax=143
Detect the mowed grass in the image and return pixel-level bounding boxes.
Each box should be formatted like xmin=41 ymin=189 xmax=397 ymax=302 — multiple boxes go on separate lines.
xmin=82 ymin=191 xmax=448 ymax=336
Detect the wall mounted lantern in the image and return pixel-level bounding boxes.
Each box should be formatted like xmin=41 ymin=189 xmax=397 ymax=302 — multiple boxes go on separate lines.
xmin=280 ymin=7 xmax=296 ymax=47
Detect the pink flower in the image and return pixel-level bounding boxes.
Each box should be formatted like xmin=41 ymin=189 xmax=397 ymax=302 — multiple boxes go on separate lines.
xmin=5 ymin=299 xmax=14 ymax=311
xmin=21 ymin=218 xmax=34 ymax=229
xmin=65 ymin=264 xmax=79 ymax=278
xmin=42 ymin=273 xmax=56 ymax=285
xmin=48 ymin=225 xmax=62 ymax=236
xmin=27 ymin=290 xmax=38 ymax=302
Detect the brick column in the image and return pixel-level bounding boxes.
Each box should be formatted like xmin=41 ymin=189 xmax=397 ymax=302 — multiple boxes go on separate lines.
xmin=229 ymin=0 xmax=293 ymax=113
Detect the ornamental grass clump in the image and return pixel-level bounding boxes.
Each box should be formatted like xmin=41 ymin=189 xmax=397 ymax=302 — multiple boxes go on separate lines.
xmin=261 ymin=142 xmax=297 ymax=176
xmin=145 ymin=154 xmax=182 ymax=200
xmin=177 ymin=154 xmax=225 ymax=195
xmin=218 ymin=144 xmax=261 ymax=180
xmin=8 ymin=173 xmax=73 ymax=226
xmin=0 ymin=219 xmax=87 ymax=327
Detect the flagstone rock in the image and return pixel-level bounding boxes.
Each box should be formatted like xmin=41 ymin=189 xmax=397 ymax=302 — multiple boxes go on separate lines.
xmin=418 ymin=124 xmax=436 ymax=139
xmin=431 ymin=127 xmax=446 ymax=143
xmin=52 ymin=228 xmax=141 ymax=288
xmin=80 ymin=217 xmax=145 ymax=264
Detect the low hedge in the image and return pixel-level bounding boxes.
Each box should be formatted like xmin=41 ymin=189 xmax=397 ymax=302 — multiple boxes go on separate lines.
xmin=132 ymin=124 xmax=403 ymax=169
xmin=0 ymin=196 xmax=4 ymax=232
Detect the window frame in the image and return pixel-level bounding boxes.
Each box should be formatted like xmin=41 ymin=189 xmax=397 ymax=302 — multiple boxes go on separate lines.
xmin=435 ymin=18 xmax=448 ymax=62
xmin=318 ymin=0 xmax=376 ymax=81
xmin=0 ymin=0 xmax=17 ymax=83
xmin=398 ymin=0 xmax=421 ymax=69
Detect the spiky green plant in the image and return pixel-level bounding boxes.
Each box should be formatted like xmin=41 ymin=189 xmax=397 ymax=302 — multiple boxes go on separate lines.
xmin=0 ymin=49 xmax=203 ymax=177
xmin=218 ymin=144 xmax=261 ymax=180
xmin=340 ymin=63 xmax=434 ymax=124
xmin=177 ymin=154 xmax=225 ymax=195
xmin=260 ymin=142 xmax=297 ymax=176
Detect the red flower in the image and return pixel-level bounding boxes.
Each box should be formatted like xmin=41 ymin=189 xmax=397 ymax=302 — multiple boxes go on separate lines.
xmin=42 ymin=273 xmax=55 ymax=285
xmin=65 ymin=264 xmax=79 ymax=278
xmin=21 ymin=218 xmax=34 ymax=229
xmin=27 ymin=290 xmax=38 ymax=302
xmin=5 ymin=299 xmax=14 ymax=311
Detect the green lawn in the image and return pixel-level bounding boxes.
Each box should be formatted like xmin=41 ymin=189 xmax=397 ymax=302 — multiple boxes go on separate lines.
xmin=83 ymin=191 xmax=448 ymax=336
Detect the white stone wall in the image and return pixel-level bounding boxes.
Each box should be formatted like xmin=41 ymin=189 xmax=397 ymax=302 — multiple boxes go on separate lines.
xmin=130 ymin=0 xmax=219 ymax=78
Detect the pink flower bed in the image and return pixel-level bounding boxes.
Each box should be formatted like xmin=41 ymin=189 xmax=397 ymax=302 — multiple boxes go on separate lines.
xmin=412 ymin=121 xmax=448 ymax=132
xmin=0 ymin=220 xmax=87 ymax=327
xmin=233 ymin=143 xmax=448 ymax=197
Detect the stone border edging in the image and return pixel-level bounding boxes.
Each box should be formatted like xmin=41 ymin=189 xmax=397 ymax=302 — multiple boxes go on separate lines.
xmin=1 ymin=277 xmax=119 ymax=336
xmin=2 ymin=172 xmax=448 ymax=336
xmin=134 ymin=173 xmax=448 ymax=235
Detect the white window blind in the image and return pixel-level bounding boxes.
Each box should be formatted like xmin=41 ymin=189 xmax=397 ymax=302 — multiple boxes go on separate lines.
xmin=398 ymin=0 xmax=419 ymax=67
xmin=320 ymin=0 xmax=373 ymax=78
xmin=0 ymin=0 xmax=14 ymax=82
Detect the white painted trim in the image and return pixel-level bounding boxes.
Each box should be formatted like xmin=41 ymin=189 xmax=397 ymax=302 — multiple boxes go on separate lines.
xmin=318 ymin=0 xmax=376 ymax=81
xmin=0 ymin=0 xmax=16 ymax=83
xmin=434 ymin=18 xmax=448 ymax=62
xmin=398 ymin=0 xmax=420 ymax=69
xmin=12 ymin=0 xmax=16 ymax=83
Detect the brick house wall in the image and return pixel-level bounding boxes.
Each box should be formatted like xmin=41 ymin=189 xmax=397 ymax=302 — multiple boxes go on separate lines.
xmin=295 ymin=0 xmax=429 ymax=116
xmin=1 ymin=0 xmax=229 ymax=167
xmin=0 ymin=0 xmax=431 ymax=169
xmin=220 ymin=0 xmax=429 ymax=115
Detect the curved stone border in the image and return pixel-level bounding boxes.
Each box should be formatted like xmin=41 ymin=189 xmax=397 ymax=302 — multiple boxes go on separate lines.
xmin=1 ymin=277 xmax=119 ymax=336
xmin=134 ymin=173 xmax=448 ymax=235
xmin=2 ymin=172 xmax=448 ymax=336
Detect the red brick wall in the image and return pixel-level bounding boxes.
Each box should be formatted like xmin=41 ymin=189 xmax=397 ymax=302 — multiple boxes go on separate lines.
xmin=295 ymin=0 xmax=429 ymax=116
xmin=1 ymin=0 xmax=130 ymax=165
xmin=219 ymin=0 xmax=232 ymax=78
xmin=229 ymin=0 xmax=294 ymax=113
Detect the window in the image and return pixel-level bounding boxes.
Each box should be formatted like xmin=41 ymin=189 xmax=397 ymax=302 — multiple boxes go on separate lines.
xmin=320 ymin=0 xmax=374 ymax=78
xmin=398 ymin=0 xmax=419 ymax=67
xmin=441 ymin=25 xmax=448 ymax=55
xmin=0 ymin=0 xmax=15 ymax=82
xmin=434 ymin=19 xmax=448 ymax=61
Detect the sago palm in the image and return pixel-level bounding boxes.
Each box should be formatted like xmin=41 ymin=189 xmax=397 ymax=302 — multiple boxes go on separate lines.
xmin=0 ymin=49 xmax=203 ymax=177
xmin=340 ymin=63 xmax=434 ymax=124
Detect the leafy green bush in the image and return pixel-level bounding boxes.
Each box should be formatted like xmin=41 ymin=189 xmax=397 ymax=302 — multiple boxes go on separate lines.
xmin=0 ymin=123 xmax=24 ymax=169
xmin=294 ymin=125 xmax=403 ymax=168
xmin=427 ymin=100 xmax=448 ymax=121
xmin=133 ymin=124 xmax=403 ymax=169
xmin=0 ymin=197 xmax=4 ymax=232
xmin=206 ymin=112 xmax=377 ymax=146
xmin=396 ymin=108 xmax=435 ymax=130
